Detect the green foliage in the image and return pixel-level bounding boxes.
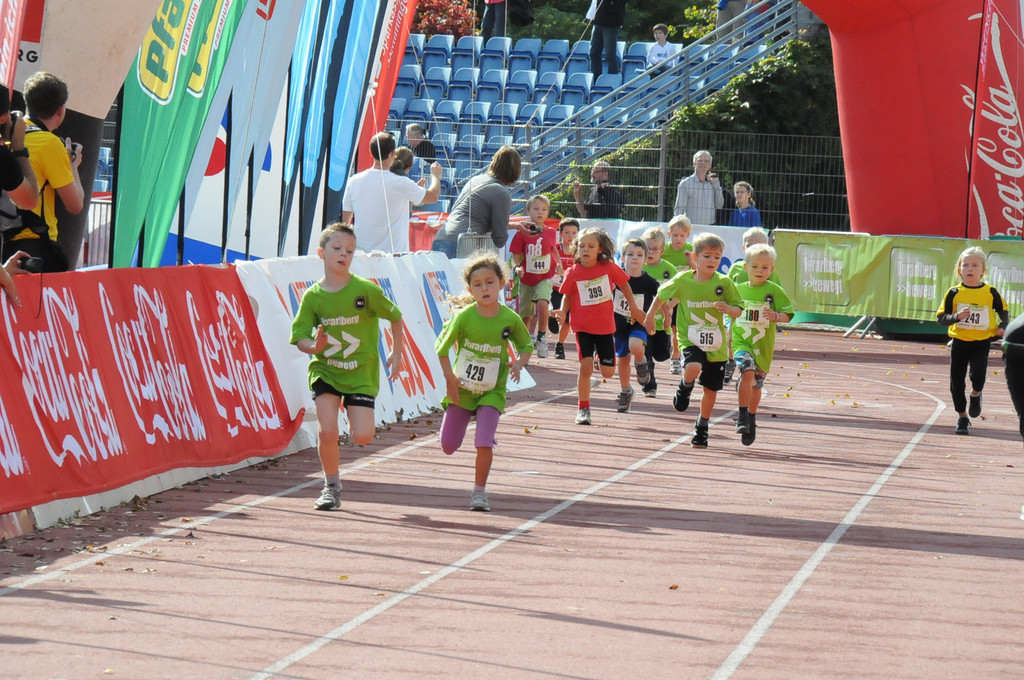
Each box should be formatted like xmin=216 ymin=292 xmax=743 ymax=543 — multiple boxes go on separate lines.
xmin=508 ymin=0 xmax=718 ymax=45
xmin=413 ymin=0 xmax=477 ymax=40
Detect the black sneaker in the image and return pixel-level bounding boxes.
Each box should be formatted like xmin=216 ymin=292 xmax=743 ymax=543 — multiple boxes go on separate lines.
xmin=691 ymin=422 xmax=709 ymax=448
xmin=735 ymin=410 xmax=750 ymax=435
xmin=554 ymin=342 xmax=565 ymax=360
xmin=616 ymin=386 xmax=635 ymax=413
xmin=673 ymin=381 xmax=694 ymax=412
xmin=969 ymin=392 xmax=982 ymax=418
xmin=635 ymin=360 xmax=651 ymax=386
xmin=741 ymin=413 xmax=756 ymax=446
xmin=955 ymin=416 xmax=970 ymax=435
xmin=723 ymin=359 xmax=735 ymax=385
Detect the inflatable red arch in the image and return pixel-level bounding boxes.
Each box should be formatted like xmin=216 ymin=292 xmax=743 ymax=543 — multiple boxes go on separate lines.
xmin=805 ymin=0 xmax=1020 ymax=239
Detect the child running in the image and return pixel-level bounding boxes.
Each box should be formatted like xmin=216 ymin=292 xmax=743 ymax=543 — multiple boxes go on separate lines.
xmin=642 ymin=226 xmax=678 ymax=398
xmin=725 ymin=226 xmax=780 ymax=384
xmin=731 ymin=243 xmax=793 ymax=445
xmin=436 ymin=254 xmax=534 ymax=511
xmin=554 ymin=227 xmax=645 ymax=425
xmin=549 ymin=218 xmax=580 ymax=360
xmin=290 ymin=223 xmax=405 ymax=511
xmin=614 ymin=238 xmax=659 ymax=412
xmin=645 ymin=232 xmax=742 ymax=448
xmin=509 ymin=194 xmax=557 ymax=358
xmin=936 ymin=246 xmax=1008 ymax=435
xmin=662 ymin=215 xmax=693 ymax=375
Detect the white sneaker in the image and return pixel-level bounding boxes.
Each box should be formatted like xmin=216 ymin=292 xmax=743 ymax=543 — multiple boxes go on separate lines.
xmin=314 ymin=484 xmax=341 ymax=511
xmin=471 ymin=490 xmax=491 ymax=512
xmin=536 ymin=339 xmax=548 ymax=358
xmin=575 ymin=407 xmax=592 ymax=425
xmin=669 ymin=358 xmax=682 ymax=375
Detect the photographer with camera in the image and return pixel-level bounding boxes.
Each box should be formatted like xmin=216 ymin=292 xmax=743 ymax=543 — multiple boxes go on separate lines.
xmin=0 ymin=84 xmax=40 ymax=215
xmin=0 ymin=72 xmax=84 ymax=273
xmin=573 ymin=161 xmax=624 ymax=220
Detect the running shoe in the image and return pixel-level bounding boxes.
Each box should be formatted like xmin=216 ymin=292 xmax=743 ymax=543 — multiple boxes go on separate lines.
xmin=735 ymin=410 xmax=750 ymax=435
xmin=617 ymin=386 xmax=635 ymax=413
xmin=669 ymin=357 xmax=682 ymax=375
xmin=691 ymin=422 xmax=709 ymax=449
xmin=536 ymin=340 xmax=548 ymax=359
xmin=673 ymin=380 xmax=694 ymax=413
xmin=470 ymin=490 xmax=491 ymax=512
xmin=635 ymin=360 xmax=651 ymax=386
xmin=955 ymin=416 xmax=970 ymax=435
xmin=314 ymin=484 xmax=341 ymax=511
xmin=575 ymin=407 xmax=592 ymax=425
xmin=554 ymin=342 xmax=566 ymax=360
xmin=643 ymin=388 xmax=657 ymax=398
xmin=741 ymin=413 xmax=756 ymax=446
xmin=723 ymin=359 xmax=735 ymax=385
xmin=969 ymin=392 xmax=982 ymax=418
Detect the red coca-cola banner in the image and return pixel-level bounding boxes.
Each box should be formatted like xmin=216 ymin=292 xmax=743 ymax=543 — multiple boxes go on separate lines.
xmin=0 ymin=265 xmax=302 ymax=514
xmin=0 ymin=0 xmax=28 ymax=90
xmin=967 ymin=0 xmax=1024 ymax=238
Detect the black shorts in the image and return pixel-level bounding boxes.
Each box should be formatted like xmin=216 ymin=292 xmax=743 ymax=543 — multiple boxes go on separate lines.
xmin=682 ymin=346 xmax=725 ymax=392
xmin=311 ymin=378 xmax=376 ymax=409
xmin=646 ymin=330 xmax=672 ymax=362
xmin=576 ymin=331 xmax=616 ymax=367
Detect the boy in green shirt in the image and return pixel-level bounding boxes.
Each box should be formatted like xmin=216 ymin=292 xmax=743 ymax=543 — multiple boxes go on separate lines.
xmin=732 ymin=244 xmax=794 ymax=445
xmin=645 ymin=233 xmax=742 ymax=449
xmin=661 ymin=215 xmax=692 ymax=376
xmin=641 ymin=226 xmax=677 ymax=398
xmin=290 ymin=223 xmax=405 ymax=511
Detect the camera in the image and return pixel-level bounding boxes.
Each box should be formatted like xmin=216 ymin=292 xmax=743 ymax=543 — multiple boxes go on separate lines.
xmin=19 ymin=256 xmax=44 ymax=273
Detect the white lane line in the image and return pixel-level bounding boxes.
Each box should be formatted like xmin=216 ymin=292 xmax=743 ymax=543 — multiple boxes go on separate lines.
xmin=0 ymin=386 xmax=589 ymax=597
xmin=248 ymin=417 xmax=718 ymax=680
xmin=711 ymin=372 xmax=946 ymax=680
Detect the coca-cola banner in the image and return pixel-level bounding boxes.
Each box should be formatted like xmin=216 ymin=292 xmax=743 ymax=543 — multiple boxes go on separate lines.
xmin=0 ymin=265 xmax=302 ymax=514
xmin=967 ymin=0 xmax=1024 ymax=239
xmin=0 ymin=0 xmax=28 ymax=90
xmin=805 ymin=0 xmax=992 ymax=237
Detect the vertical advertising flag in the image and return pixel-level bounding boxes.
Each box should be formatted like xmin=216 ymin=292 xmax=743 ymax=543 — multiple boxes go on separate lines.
xmin=966 ymin=0 xmax=1024 ymax=239
xmin=0 ymin=0 xmax=28 ymax=90
xmin=115 ymin=0 xmax=249 ymax=268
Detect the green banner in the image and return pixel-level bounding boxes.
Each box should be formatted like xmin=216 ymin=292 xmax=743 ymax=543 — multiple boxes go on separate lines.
xmin=775 ymin=230 xmax=1024 ymax=321
xmin=115 ymin=0 xmax=248 ymax=267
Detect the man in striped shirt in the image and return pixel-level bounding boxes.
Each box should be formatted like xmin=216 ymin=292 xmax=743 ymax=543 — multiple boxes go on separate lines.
xmin=673 ymin=149 xmax=723 ymax=225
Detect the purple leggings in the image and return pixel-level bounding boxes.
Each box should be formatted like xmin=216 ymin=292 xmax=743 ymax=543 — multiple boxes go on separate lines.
xmin=440 ymin=404 xmax=501 ymax=454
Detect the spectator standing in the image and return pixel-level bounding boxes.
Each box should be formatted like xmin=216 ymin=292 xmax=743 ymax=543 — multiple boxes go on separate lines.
xmin=481 ymin=0 xmax=506 ymax=43
xmin=673 ymin=149 xmax=723 ymax=225
xmin=390 ymin=146 xmax=415 ymax=176
xmin=405 ymin=123 xmax=436 ymax=164
xmin=589 ymin=0 xmax=626 ymax=77
xmin=342 ymin=132 xmax=442 ymax=254
xmin=431 ymin=145 xmax=522 ymax=257
xmin=1 ymin=72 xmax=83 ymax=272
xmin=728 ymin=181 xmax=762 ymax=228
xmin=646 ymin=24 xmax=681 ymax=73
xmin=573 ymin=160 xmax=624 ymax=219
xmin=716 ymin=0 xmax=749 ymax=42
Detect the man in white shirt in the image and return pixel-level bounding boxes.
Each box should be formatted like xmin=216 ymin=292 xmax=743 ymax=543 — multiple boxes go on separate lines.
xmin=342 ymin=132 xmax=442 ymax=253
xmin=673 ymin=149 xmax=723 ymax=225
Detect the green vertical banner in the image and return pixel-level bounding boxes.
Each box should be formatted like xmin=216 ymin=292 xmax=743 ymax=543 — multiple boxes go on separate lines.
xmin=115 ymin=0 xmax=249 ymax=267
xmin=887 ymin=239 xmax=950 ymax=320
xmin=985 ymin=242 xmax=1024 ymax=315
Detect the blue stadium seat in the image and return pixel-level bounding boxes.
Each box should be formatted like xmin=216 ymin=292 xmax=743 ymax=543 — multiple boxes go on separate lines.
xmin=388 ymin=97 xmax=407 ymax=122
xmin=447 ymin=67 xmax=479 ymax=102
xmin=505 ymin=69 xmax=536 ymax=107
xmin=565 ymin=41 xmax=590 ymax=77
xmin=545 ymin=104 xmax=574 ymax=127
xmin=435 ymin=98 xmax=463 ymax=122
xmin=536 ymin=39 xmax=569 ymax=78
xmin=453 ymin=34 xmax=483 ymax=61
xmin=404 ymin=98 xmax=435 ymax=123
xmin=600 ymin=106 xmax=627 ymax=126
xmin=533 ymin=71 xmax=564 ymax=104
xmin=422 ymin=66 xmax=451 ymax=101
xmin=508 ymin=37 xmax=542 ymax=73
xmin=421 ymin=33 xmax=454 ymax=73
xmin=432 ymin=132 xmax=456 ymax=164
xmin=479 ymin=36 xmax=512 ymax=73
xmin=623 ymin=41 xmax=652 ymax=77
xmin=477 ymin=68 xmax=508 ymax=105
xmin=619 ymin=74 xmax=651 ymax=108
xmin=516 ymin=102 xmax=546 ymax=126
xmin=459 ymin=101 xmax=491 ymax=137
xmin=562 ymin=72 xmax=593 ymax=109
xmin=591 ymin=72 xmax=622 ymax=102
xmin=401 ymin=51 xmax=419 ymax=70
xmin=453 ymin=134 xmax=484 ymax=164
xmin=406 ymin=33 xmax=426 ymax=61
xmin=395 ymin=63 xmax=422 ymax=99
xmin=483 ymin=134 xmax=513 ymax=156
xmin=488 ymin=102 xmax=518 ymax=137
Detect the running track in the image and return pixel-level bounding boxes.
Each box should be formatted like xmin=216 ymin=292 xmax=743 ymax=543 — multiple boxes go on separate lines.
xmin=2 ymin=329 xmax=1023 ymax=679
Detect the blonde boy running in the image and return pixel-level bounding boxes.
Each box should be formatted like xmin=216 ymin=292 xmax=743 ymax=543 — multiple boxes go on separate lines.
xmin=641 ymin=227 xmax=677 ymax=397
xmin=661 ymin=215 xmax=693 ymax=375
xmin=732 ymin=244 xmax=794 ymax=445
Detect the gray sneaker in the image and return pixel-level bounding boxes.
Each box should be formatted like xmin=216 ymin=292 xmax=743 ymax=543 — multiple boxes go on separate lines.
xmin=575 ymin=407 xmax=592 ymax=425
xmin=635 ymin=360 xmax=651 ymax=386
xmin=536 ymin=339 xmax=548 ymax=358
xmin=470 ymin=490 xmax=491 ymax=512
xmin=314 ymin=484 xmax=341 ymax=511
xmin=669 ymin=357 xmax=682 ymax=375
xmin=616 ymin=386 xmax=635 ymax=413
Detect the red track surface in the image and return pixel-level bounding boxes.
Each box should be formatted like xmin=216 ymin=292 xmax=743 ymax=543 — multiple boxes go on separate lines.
xmin=2 ymin=329 xmax=1023 ymax=680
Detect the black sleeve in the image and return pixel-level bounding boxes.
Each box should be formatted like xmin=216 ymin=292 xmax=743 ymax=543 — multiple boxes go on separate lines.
xmin=936 ymin=288 xmax=959 ymax=326
xmin=0 ymin=147 xmax=23 ymax=192
xmin=992 ymin=288 xmax=1010 ymax=329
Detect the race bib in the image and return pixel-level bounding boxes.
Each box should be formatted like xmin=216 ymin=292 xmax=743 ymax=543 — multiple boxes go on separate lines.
xmin=737 ymin=303 xmax=770 ymax=330
xmin=688 ymin=323 xmax=722 ymax=351
xmin=552 ymin=273 xmax=564 ymax=288
xmin=455 ymin=349 xmax=500 ymax=393
xmin=956 ymin=303 xmax=988 ymax=331
xmin=577 ymin=275 xmax=613 ymax=306
xmin=527 ymin=251 xmax=550 ymax=275
xmin=613 ymin=291 xmax=643 ymax=317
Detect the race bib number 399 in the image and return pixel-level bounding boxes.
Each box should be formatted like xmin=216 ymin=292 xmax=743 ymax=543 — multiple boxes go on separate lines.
xmin=577 ymin=275 xmax=613 ymax=306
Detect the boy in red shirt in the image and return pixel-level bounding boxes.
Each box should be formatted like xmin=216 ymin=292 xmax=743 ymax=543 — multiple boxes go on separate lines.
xmin=510 ymin=195 xmax=558 ymax=358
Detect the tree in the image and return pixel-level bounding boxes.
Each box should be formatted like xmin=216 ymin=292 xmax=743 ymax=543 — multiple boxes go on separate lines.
xmin=412 ymin=0 xmax=477 ymax=40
